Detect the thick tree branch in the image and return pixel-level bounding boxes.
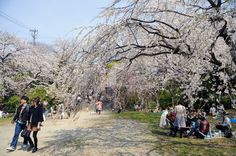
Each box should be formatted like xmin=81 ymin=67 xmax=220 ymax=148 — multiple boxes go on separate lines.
xmin=207 ymin=0 xmax=218 ymax=8
xmin=139 ymin=23 xmax=178 ymax=39
xmin=131 ymin=18 xmax=180 ymax=33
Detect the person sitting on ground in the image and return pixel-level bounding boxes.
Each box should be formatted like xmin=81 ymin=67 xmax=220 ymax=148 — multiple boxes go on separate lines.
xmin=186 ymin=109 xmax=195 ymax=127
xmin=187 ymin=110 xmax=199 ymax=137
xmin=216 ymin=111 xmax=232 ymax=138
xmin=217 ymin=104 xmax=225 ymax=116
xmin=117 ymin=106 xmax=122 ymax=114
xmin=195 ymin=115 xmax=210 ymax=139
xmin=209 ymin=104 xmax=217 ymax=117
xmin=136 ymin=104 xmax=142 ymax=112
xmin=167 ymin=107 xmax=176 ymax=136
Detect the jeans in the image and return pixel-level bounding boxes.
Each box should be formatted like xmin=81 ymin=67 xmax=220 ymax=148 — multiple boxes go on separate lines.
xmin=10 ymin=121 xmax=27 ymax=149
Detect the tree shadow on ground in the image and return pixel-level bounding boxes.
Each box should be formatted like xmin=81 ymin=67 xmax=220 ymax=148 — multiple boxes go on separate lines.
xmin=149 ymin=124 xmax=169 ymax=136
xmin=39 ymin=119 xmax=159 ymax=156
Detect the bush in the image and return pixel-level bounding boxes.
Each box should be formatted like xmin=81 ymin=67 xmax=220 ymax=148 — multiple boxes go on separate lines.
xmin=127 ymin=95 xmax=139 ymax=110
xmin=220 ymin=95 xmax=232 ymax=109
xmin=159 ymin=90 xmax=172 ymax=108
xmin=27 ymin=87 xmax=54 ymax=108
xmin=7 ymin=95 xmax=20 ymax=112
xmin=147 ymin=100 xmax=156 ymax=109
xmin=27 ymin=87 xmax=48 ymax=101
xmin=0 ymin=96 xmax=4 ymax=104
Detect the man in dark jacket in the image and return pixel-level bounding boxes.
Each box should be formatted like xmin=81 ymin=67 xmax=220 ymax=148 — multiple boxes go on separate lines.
xmin=6 ymin=96 xmax=30 ymax=151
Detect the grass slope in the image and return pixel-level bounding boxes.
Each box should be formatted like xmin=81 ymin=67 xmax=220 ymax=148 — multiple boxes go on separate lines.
xmin=114 ymin=111 xmax=236 ymax=156
xmin=0 ymin=117 xmax=11 ymax=126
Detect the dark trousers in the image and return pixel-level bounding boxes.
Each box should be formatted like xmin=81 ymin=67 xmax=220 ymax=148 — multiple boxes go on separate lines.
xmin=172 ymin=127 xmax=189 ymax=138
xmin=26 ymin=131 xmax=38 ymax=148
xmin=187 ymin=127 xmax=198 ymax=137
xmin=216 ymin=125 xmax=229 ymax=133
xmin=195 ymin=131 xmax=206 ymax=139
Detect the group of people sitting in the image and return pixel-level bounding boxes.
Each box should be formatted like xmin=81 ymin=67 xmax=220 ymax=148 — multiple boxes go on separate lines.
xmin=160 ymin=103 xmax=233 ymax=139
xmin=209 ymin=104 xmax=225 ymax=117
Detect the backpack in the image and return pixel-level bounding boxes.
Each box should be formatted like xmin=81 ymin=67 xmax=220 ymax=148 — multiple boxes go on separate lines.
xmin=167 ymin=112 xmax=176 ymax=123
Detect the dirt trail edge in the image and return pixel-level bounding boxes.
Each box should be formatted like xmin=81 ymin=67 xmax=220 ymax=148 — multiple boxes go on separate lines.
xmin=1 ymin=112 xmax=159 ymax=156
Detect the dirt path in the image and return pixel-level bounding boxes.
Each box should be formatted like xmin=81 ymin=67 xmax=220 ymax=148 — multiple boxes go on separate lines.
xmin=1 ymin=112 xmax=159 ymax=156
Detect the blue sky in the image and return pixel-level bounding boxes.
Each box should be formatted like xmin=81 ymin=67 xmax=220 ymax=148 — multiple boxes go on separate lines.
xmin=0 ymin=0 xmax=111 ymax=43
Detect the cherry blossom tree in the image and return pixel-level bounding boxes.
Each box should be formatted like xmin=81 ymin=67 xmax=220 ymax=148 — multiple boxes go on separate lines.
xmin=81 ymin=0 xmax=236 ymax=108
xmin=0 ymin=32 xmax=54 ymax=97
xmin=2 ymin=0 xmax=236 ymax=111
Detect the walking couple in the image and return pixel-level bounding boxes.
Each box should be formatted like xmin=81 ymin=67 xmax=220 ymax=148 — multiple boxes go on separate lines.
xmin=6 ymin=96 xmax=44 ymax=153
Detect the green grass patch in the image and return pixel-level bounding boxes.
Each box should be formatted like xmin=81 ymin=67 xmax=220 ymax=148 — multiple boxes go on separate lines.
xmin=114 ymin=111 xmax=161 ymax=123
xmin=113 ymin=111 xmax=236 ymax=156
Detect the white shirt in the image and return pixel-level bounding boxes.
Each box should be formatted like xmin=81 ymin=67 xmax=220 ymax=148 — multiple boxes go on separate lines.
xmin=223 ymin=116 xmax=232 ymax=128
xmin=210 ymin=107 xmax=216 ymax=115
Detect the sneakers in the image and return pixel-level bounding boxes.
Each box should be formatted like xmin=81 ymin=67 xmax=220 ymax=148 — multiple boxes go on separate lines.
xmin=22 ymin=144 xmax=28 ymax=148
xmin=6 ymin=146 xmax=15 ymax=151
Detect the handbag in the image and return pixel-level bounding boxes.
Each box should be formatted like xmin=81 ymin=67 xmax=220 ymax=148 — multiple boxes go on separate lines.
xmin=21 ymin=129 xmax=30 ymax=138
xmin=225 ymin=128 xmax=233 ymax=138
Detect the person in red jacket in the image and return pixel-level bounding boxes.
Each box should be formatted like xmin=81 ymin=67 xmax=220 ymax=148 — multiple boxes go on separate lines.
xmin=196 ymin=115 xmax=210 ymax=139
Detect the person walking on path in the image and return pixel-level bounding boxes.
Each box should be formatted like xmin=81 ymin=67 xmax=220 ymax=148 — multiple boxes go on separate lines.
xmin=96 ymin=100 xmax=103 ymax=115
xmin=6 ymin=96 xmax=30 ymax=151
xmin=26 ymin=97 xmax=44 ymax=153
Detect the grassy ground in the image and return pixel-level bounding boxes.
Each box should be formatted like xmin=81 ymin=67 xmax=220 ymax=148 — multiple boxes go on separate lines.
xmin=114 ymin=111 xmax=236 ymax=156
xmin=0 ymin=117 xmax=11 ymax=126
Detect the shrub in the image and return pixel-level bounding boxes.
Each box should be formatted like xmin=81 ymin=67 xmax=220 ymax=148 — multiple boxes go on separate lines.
xmin=7 ymin=95 xmax=20 ymax=112
xmin=221 ymin=95 xmax=232 ymax=109
xmin=159 ymin=90 xmax=172 ymax=108
xmin=27 ymin=87 xmax=54 ymax=108
xmin=127 ymin=95 xmax=139 ymax=110
xmin=147 ymin=100 xmax=156 ymax=109
xmin=0 ymin=96 xmax=4 ymax=104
